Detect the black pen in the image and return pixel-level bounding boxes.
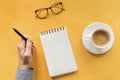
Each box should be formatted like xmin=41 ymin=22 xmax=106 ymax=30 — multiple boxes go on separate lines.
xmin=13 ymin=27 xmax=35 ymax=48
xmin=13 ymin=27 xmax=27 ymax=41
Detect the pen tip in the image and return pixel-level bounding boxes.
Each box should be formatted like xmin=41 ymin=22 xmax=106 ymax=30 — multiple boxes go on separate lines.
xmin=13 ymin=27 xmax=15 ymax=30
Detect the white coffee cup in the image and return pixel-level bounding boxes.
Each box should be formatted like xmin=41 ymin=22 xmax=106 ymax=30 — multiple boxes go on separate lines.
xmin=85 ymin=28 xmax=111 ymax=51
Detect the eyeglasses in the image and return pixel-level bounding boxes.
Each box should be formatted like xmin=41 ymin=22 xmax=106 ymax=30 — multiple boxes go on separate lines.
xmin=35 ymin=2 xmax=65 ymax=19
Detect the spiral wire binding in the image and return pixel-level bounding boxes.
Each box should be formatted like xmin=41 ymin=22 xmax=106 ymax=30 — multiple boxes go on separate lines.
xmin=41 ymin=26 xmax=65 ymax=36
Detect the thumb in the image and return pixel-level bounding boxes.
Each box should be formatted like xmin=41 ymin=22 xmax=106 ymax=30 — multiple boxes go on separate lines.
xmin=24 ymin=39 xmax=32 ymax=56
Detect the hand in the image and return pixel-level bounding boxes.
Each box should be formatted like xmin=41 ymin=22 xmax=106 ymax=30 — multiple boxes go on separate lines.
xmin=17 ymin=36 xmax=35 ymax=70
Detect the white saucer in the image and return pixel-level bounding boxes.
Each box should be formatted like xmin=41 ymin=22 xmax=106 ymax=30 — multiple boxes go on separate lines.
xmin=82 ymin=22 xmax=115 ymax=54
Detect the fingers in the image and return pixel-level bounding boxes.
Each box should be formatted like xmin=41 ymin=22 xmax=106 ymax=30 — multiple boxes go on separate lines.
xmin=24 ymin=38 xmax=33 ymax=56
xmin=32 ymin=46 xmax=35 ymax=54
xmin=19 ymin=39 xmax=26 ymax=47
xmin=18 ymin=35 xmax=35 ymax=56
xmin=17 ymin=39 xmax=25 ymax=55
xmin=24 ymin=35 xmax=31 ymax=40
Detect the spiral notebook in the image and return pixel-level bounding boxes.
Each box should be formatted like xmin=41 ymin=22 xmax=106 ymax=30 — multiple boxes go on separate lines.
xmin=40 ymin=27 xmax=78 ymax=77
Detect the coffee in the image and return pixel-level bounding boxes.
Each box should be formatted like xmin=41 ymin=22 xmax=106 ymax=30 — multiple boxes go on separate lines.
xmin=92 ymin=30 xmax=110 ymax=47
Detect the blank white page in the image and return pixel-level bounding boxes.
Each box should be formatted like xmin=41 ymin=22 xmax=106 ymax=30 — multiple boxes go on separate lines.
xmin=40 ymin=27 xmax=78 ymax=77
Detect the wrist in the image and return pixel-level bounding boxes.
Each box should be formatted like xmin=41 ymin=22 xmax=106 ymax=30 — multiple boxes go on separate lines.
xmin=18 ymin=64 xmax=30 ymax=70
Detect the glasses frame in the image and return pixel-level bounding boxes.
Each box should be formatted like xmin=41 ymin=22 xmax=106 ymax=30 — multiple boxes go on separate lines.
xmin=35 ymin=2 xmax=64 ymax=19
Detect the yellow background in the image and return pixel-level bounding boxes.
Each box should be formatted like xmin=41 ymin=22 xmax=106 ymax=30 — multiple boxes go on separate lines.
xmin=0 ymin=0 xmax=120 ymax=80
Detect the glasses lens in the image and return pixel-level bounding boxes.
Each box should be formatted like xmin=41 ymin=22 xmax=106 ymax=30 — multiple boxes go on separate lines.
xmin=36 ymin=9 xmax=48 ymax=19
xmin=51 ymin=3 xmax=63 ymax=14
